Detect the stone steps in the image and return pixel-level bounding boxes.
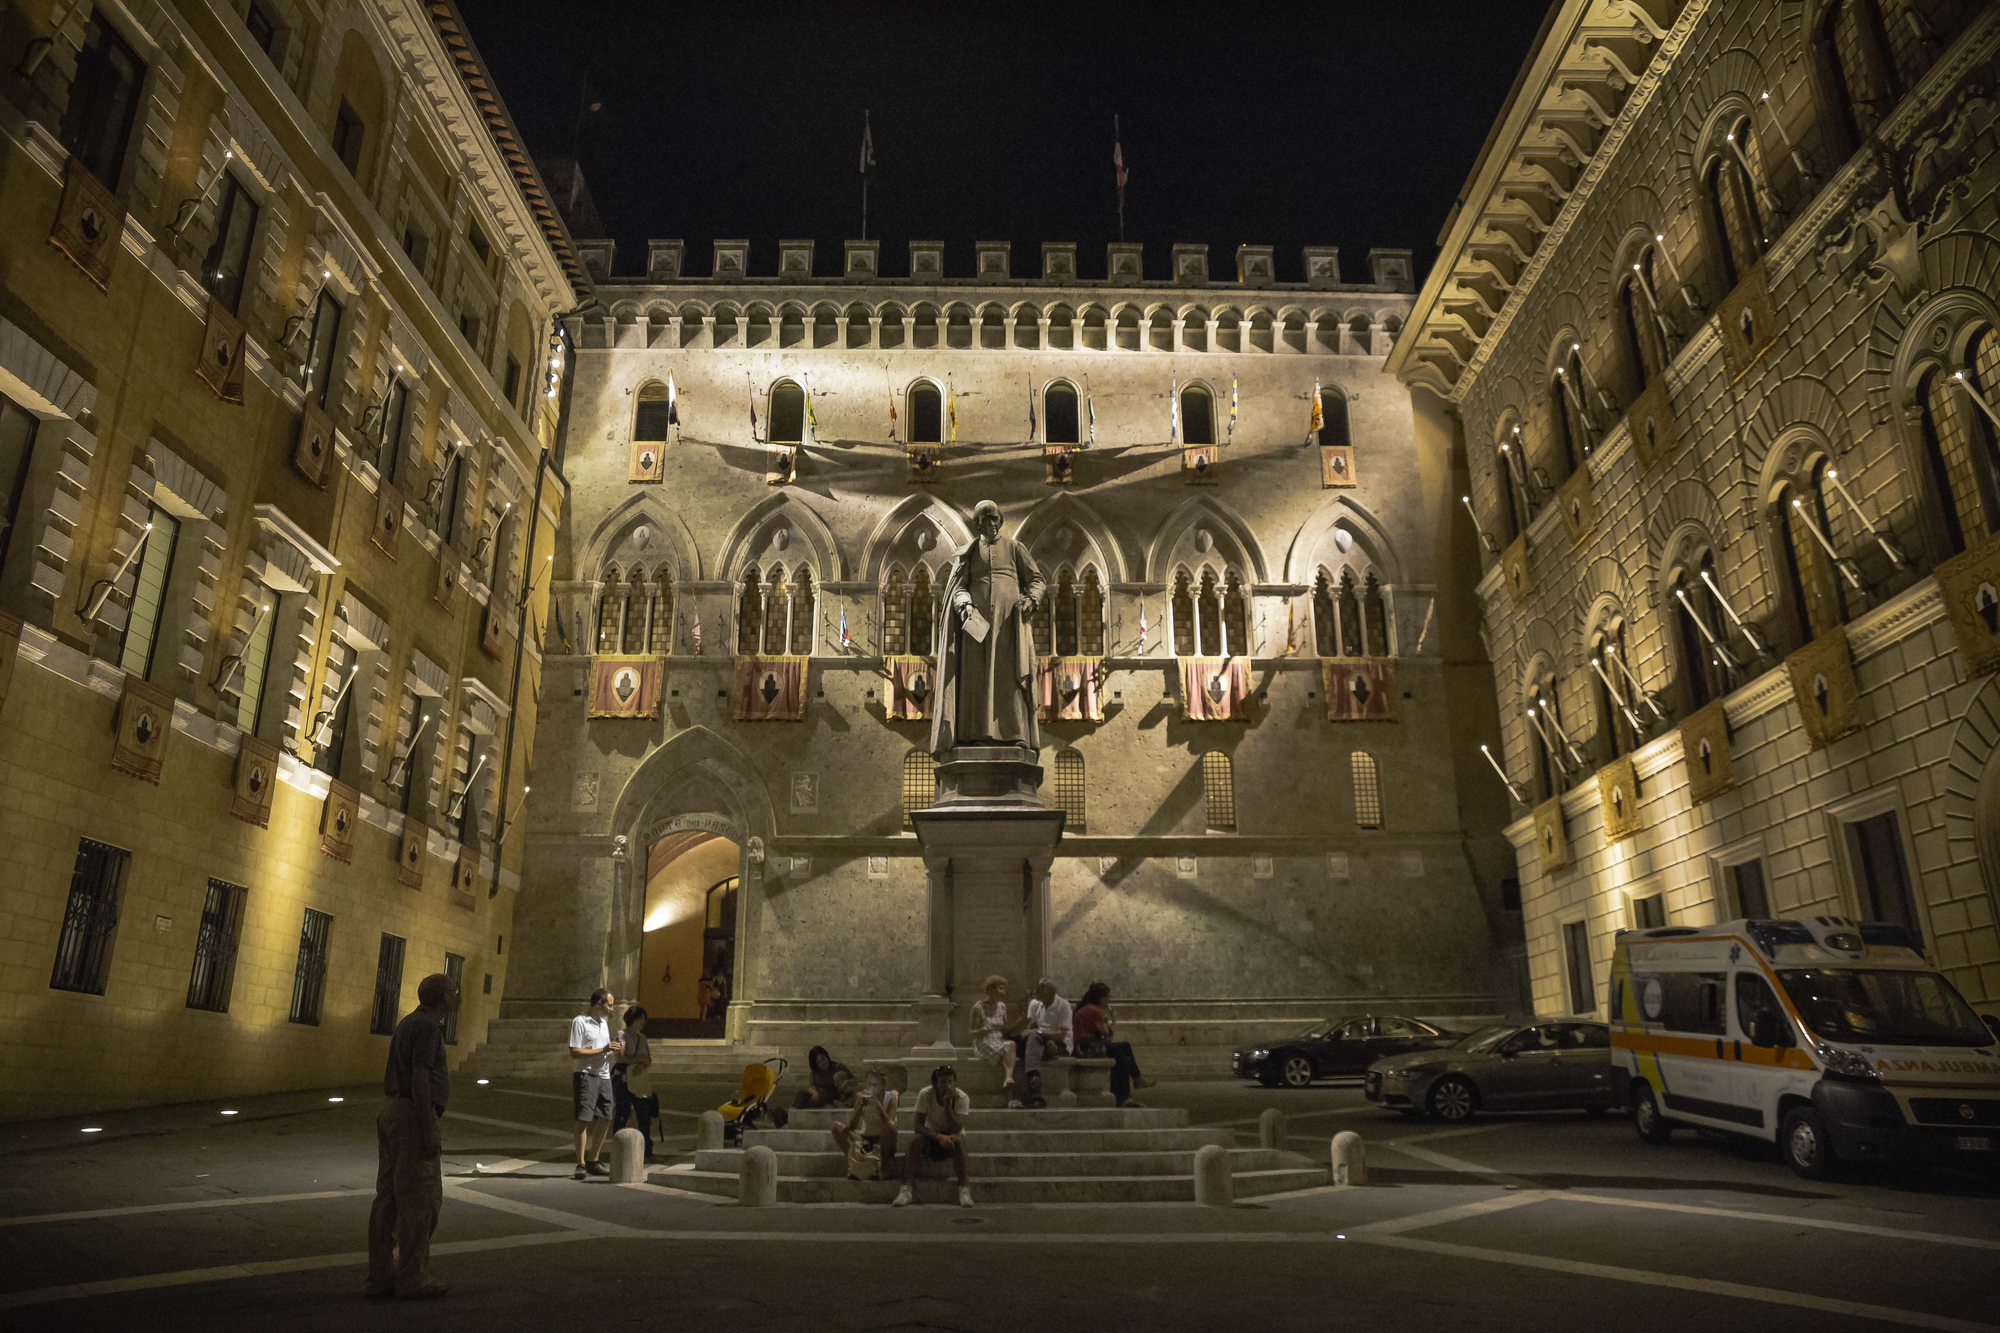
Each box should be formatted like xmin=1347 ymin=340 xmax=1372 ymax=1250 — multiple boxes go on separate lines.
xmin=657 ymin=1165 xmax=1325 ymax=1205
xmin=695 ymin=1147 xmax=1299 ymax=1178
xmin=743 ymin=1126 xmax=1231 ymax=1153
xmin=455 ymin=1018 xmax=779 ymax=1080
xmin=780 ymin=1107 xmax=1191 ymax=1131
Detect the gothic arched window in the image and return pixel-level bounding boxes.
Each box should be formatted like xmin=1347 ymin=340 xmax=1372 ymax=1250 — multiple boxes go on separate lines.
xmin=1079 ymin=569 xmax=1105 ymax=655
xmin=1312 ymin=570 xmax=1339 ymax=656
xmin=1171 ymin=570 xmax=1195 ymax=657
xmin=1338 ymin=569 xmax=1363 ymax=657
xmin=1363 ymin=574 xmax=1388 ymax=656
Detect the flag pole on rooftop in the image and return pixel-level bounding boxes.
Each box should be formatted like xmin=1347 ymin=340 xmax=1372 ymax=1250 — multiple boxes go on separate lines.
xmin=860 ymin=110 xmax=877 ymax=241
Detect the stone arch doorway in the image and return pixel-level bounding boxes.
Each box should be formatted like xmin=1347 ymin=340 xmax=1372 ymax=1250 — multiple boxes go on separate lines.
xmin=638 ymin=831 xmax=740 ymax=1038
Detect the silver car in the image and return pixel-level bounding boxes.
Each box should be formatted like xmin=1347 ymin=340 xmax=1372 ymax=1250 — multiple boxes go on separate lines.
xmin=1365 ymin=1021 xmax=1618 ymax=1123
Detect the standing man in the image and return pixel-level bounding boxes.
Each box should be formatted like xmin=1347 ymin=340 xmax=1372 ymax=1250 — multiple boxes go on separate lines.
xmin=930 ymin=499 xmax=1046 ymax=757
xmin=1021 ymin=978 xmax=1073 ymax=1108
xmin=368 ymin=971 xmax=460 ymax=1299
xmin=569 ymin=987 xmax=623 ymax=1180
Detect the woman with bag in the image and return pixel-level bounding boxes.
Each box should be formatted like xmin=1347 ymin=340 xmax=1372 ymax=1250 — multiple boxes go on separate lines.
xmin=611 ymin=1005 xmax=659 ymax=1161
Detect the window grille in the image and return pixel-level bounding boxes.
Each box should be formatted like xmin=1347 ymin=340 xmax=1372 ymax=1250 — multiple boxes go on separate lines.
xmin=1171 ymin=571 xmax=1194 ymax=656
xmin=1351 ymin=752 xmax=1382 ymax=829
xmin=1564 ymin=920 xmax=1595 ymax=1014
xmin=1201 ymin=751 xmax=1235 ymax=831
xmin=902 ymin=748 xmax=934 ymax=828
xmin=790 ymin=569 xmax=815 ymax=655
xmin=443 ymin=951 xmax=465 ymax=1045
xmin=369 ymin=933 xmax=407 ymax=1035
xmin=1079 ymin=570 xmax=1104 ymax=655
xmin=119 ymin=507 xmax=180 ymax=679
xmin=882 ymin=568 xmax=908 ymax=655
xmin=186 ymin=878 xmax=248 ymax=1013
xmin=910 ymin=568 xmax=934 ymax=655
xmin=50 ymin=838 xmax=129 ymax=995
xmin=1053 ymin=751 xmax=1086 ymax=832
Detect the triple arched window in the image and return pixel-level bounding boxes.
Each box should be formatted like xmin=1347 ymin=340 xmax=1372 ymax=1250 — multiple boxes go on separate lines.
xmin=596 ymin=564 xmax=675 ymax=654
xmin=737 ymin=565 xmax=815 ymax=656
xmin=1029 ymin=566 xmax=1106 ymax=657
xmin=1310 ymin=568 xmax=1389 ymax=657
xmin=1913 ymin=327 xmax=2000 ymax=559
xmin=881 ymin=564 xmax=940 ymax=656
xmin=1170 ymin=567 xmax=1247 ymax=657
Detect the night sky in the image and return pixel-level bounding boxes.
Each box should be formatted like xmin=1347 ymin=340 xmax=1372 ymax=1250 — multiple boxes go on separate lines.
xmin=462 ymin=2 xmax=1552 ymax=287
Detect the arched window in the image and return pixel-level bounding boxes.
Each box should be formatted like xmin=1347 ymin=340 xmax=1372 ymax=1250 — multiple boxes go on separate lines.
xmin=1819 ymin=0 xmax=1903 ymax=149
xmin=1621 ymin=254 xmax=1668 ymax=395
xmin=1079 ymin=569 xmax=1105 ymax=655
xmin=789 ymin=568 xmax=815 ymax=655
xmin=1317 ymin=387 xmax=1351 ymax=448
xmin=1030 ymin=583 xmax=1053 ymax=657
xmin=621 ymin=567 xmax=648 ymax=653
xmin=1196 ymin=570 xmax=1223 ymax=656
xmin=1045 ymin=382 xmax=1080 ymax=446
xmin=1351 ymin=752 xmax=1382 ymax=829
xmin=1590 ymin=624 xmax=1633 ymax=762
xmin=1671 ymin=554 xmax=1732 ymax=711
xmin=1180 ymin=384 xmax=1215 ymax=446
xmin=1171 ymin=570 xmax=1195 ymax=657
xmin=1705 ymin=120 xmax=1767 ymax=294
xmin=736 ymin=570 xmax=761 ymax=654
xmin=1222 ymin=573 xmax=1248 ymax=657
xmin=434 ymin=448 xmax=464 ymax=544
xmin=882 ymin=567 xmax=908 ymax=655
xmin=1312 ymin=570 xmax=1339 ymax=655
xmin=1528 ymin=674 xmax=1563 ymax=801
xmin=769 ymin=382 xmax=805 ymax=445
xmin=910 ymin=566 xmax=935 ymax=656
xmin=1775 ymin=482 xmax=1827 ymax=650
xmin=1054 ymin=568 xmax=1079 ymax=656
xmin=1550 ymin=371 xmax=1580 ymax=480
xmin=1053 ymin=750 xmax=1085 ymax=831
xmin=1338 ymin=569 xmax=1363 ymax=656
xmin=650 ymin=569 xmax=674 ymax=653
xmin=902 ymin=747 xmax=933 ymax=828
xmin=1363 ymin=575 xmax=1389 ymax=656
xmin=596 ymin=565 xmax=623 ymax=653
xmin=1496 ymin=441 xmax=1526 ymax=543
xmin=634 ymin=381 xmax=672 ymax=444
xmin=1201 ymin=751 xmax=1235 ymax=830
xmin=760 ymin=568 xmax=788 ymax=653
xmin=909 ymin=382 xmax=942 ymax=444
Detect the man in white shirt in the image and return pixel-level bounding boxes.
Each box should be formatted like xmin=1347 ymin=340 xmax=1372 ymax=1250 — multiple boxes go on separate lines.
xmin=568 ymin=988 xmax=623 ymax=1180
xmin=1022 ymin=978 xmax=1073 ymax=1108
xmin=894 ymin=1066 xmax=973 ymax=1208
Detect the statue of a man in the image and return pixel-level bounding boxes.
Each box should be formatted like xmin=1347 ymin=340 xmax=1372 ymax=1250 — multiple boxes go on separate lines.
xmin=930 ymin=500 xmax=1046 ymax=756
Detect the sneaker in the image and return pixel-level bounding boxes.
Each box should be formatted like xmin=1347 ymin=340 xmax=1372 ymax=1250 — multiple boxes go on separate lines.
xmin=585 ymin=1160 xmax=610 ymax=1177
xmin=958 ymin=1186 xmax=974 ymax=1208
xmin=572 ymin=1165 xmax=588 ymax=1181
xmin=1006 ymin=1099 xmax=1024 ymax=1109
xmin=1134 ymin=1076 xmax=1157 ymax=1089
xmin=892 ymin=1185 xmax=914 ymax=1208
xmin=397 ymin=1282 xmax=449 ymax=1300
xmin=1119 ymin=1098 xmax=1146 ymax=1109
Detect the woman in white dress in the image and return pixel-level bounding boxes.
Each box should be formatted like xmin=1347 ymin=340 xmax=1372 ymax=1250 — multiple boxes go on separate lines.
xmin=969 ymin=974 xmax=1019 ymax=1103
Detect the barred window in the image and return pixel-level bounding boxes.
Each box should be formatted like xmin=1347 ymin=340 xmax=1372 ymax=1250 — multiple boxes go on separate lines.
xmin=369 ymin=932 xmax=407 ymax=1035
xmin=50 ymin=838 xmax=128 ymax=995
xmin=882 ymin=567 xmax=908 ymax=655
xmin=1351 ymin=752 xmax=1382 ymax=829
xmin=1313 ymin=571 xmax=1338 ymax=656
xmin=1363 ymin=574 xmax=1389 ymax=655
xmin=186 ymin=878 xmax=248 ymax=1013
xmin=1201 ymin=751 xmax=1235 ymax=831
xmin=1053 ymin=750 xmax=1086 ymax=832
xmin=290 ymin=907 xmax=333 ymax=1025
xmin=1171 ymin=570 xmax=1195 ymax=656
xmin=1054 ymin=569 xmax=1078 ymax=656
xmin=909 ymin=567 xmax=935 ymax=656
xmin=1197 ymin=570 xmax=1222 ymax=656
xmin=902 ymin=748 xmax=934 ymax=829
xmin=443 ymin=951 xmax=465 ymax=1045
xmin=1079 ymin=569 xmax=1105 ymax=656
xmin=597 ymin=564 xmax=623 ymax=652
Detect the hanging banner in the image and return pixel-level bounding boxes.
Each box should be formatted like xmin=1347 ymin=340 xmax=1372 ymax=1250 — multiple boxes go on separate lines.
xmin=451 ymin=843 xmax=481 ymax=910
xmin=1786 ymin=626 xmax=1863 ymax=750
xmin=1182 ymin=444 xmax=1218 ymax=484
xmin=1935 ymin=540 xmax=2000 ymax=677
xmin=320 ymin=779 xmax=359 ymax=863
xmin=1598 ymin=754 xmax=1639 ymax=844
xmin=48 ymin=158 xmax=124 ymax=290
xmin=587 ymin=654 xmax=663 ymax=719
xmin=629 ymin=437 xmax=664 ymax=483
xmin=1178 ymin=656 xmax=1253 ymax=722
xmin=293 ymin=397 xmax=334 ymax=488
xmin=481 ymin=594 xmax=511 ymax=658
xmin=397 ymin=818 xmax=428 ymax=889
xmin=908 ymin=443 xmax=940 ymax=482
xmin=1038 ymin=656 xmax=1104 ymax=722
xmin=111 ymin=675 xmax=174 ymax=784
xmin=433 ymin=549 xmax=461 ymax=615
xmin=1044 ymin=445 xmax=1075 ymax=486
xmin=230 ymin=734 xmax=279 ymax=827
xmin=1679 ymin=699 xmax=1734 ymax=805
xmin=371 ymin=482 xmax=402 ymax=559
xmin=196 ymin=299 xmax=247 ymax=403
xmin=1322 ymin=659 xmax=1397 ymax=720
xmin=733 ymin=655 xmax=807 ymax=721
xmin=887 ymin=654 xmax=935 ymax=720
xmin=1319 ymin=445 xmax=1356 ymax=488
xmin=0 ymin=609 xmax=21 ymax=715
xmin=766 ymin=445 xmax=796 ymax=486
xmin=1534 ymin=797 xmax=1570 ymax=873
xmin=1501 ymin=534 xmax=1533 ymax=605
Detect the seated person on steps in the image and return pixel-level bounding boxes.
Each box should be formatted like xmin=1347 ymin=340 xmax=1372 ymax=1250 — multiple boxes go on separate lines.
xmin=1073 ymin=982 xmax=1153 ymax=1108
xmin=1021 ymin=978 xmax=1072 ymax=1107
xmin=894 ymin=1066 xmax=974 ymax=1208
xmin=832 ymin=1069 xmax=899 ymax=1179
xmin=793 ymin=1045 xmax=855 ymax=1110
xmin=969 ymin=975 xmax=1021 ymax=1105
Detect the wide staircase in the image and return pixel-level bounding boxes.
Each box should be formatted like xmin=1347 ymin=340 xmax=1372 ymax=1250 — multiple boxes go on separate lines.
xmin=456 ymin=1014 xmax=780 ymax=1081
xmin=662 ymin=1105 xmax=1325 ymax=1204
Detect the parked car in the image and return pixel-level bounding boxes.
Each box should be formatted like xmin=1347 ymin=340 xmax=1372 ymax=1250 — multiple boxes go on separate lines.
xmin=1365 ymin=1021 xmax=1619 ymax=1121
xmin=1233 ymin=1015 xmax=1461 ymax=1088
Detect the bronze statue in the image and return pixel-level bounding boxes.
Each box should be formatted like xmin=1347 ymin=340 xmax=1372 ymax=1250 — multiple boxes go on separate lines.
xmin=929 ymin=500 xmax=1046 ymax=756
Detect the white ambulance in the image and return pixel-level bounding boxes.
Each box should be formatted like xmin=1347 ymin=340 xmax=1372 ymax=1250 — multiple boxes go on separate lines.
xmin=1609 ymin=916 xmax=2000 ymax=1178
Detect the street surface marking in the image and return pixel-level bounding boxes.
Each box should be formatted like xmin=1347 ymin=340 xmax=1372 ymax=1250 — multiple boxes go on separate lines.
xmin=1359 ymin=1234 xmax=1997 ymax=1333
xmin=443 ymin=1180 xmax=641 ymax=1234
xmin=1348 ymin=1191 xmax=1558 ymax=1236
xmin=442 ymin=1110 xmax=573 ymax=1140
xmin=1206 ymin=1105 xmax=1383 ymax=1129
xmin=0 ymin=1189 xmax=363 ymax=1228
xmin=621 ymin=1180 xmax=731 ymax=1204
xmin=483 ymin=1087 xmax=699 ymax=1118
xmin=1561 ymin=1192 xmax=2000 ymax=1252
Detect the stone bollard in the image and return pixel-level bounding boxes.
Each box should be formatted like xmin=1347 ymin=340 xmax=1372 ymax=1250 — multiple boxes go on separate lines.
xmin=738 ymin=1145 xmax=778 ymax=1206
xmin=697 ymin=1110 xmax=725 ymax=1151
xmin=1192 ymin=1143 xmax=1234 ymax=1207
xmin=1258 ymin=1108 xmax=1287 ymax=1152
xmin=1331 ymin=1131 xmax=1367 ymax=1186
xmin=610 ymin=1128 xmax=647 ymax=1183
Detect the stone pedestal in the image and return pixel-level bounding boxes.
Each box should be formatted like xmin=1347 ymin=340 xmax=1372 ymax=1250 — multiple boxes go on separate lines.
xmin=911 ymin=746 xmax=1065 ymax=1044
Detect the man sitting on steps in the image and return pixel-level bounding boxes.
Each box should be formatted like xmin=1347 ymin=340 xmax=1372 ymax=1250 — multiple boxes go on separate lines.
xmin=1021 ymin=978 xmax=1073 ymax=1108
xmin=894 ymin=1066 xmax=973 ymax=1208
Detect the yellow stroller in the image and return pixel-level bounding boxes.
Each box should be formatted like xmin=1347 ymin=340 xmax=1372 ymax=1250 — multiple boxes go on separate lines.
xmin=718 ymin=1057 xmax=789 ymax=1146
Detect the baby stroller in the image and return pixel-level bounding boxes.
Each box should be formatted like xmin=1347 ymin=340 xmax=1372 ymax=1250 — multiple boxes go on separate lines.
xmin=718 ymin=1057 xmax=789 ymax=1146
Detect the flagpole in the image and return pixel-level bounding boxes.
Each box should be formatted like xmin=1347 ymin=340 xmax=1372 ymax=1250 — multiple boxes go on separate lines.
xmin=1114 ymin=115 xmax=1125 ymax=244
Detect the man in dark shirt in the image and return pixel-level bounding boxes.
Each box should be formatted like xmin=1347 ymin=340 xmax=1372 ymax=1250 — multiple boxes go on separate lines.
xmin=367 ymin=972 xmax=459 ymax=1299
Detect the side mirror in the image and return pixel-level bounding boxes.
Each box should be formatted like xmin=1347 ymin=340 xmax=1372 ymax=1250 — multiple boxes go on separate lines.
xmin=1981 ymin=1013 xmax=2000 ymax=1043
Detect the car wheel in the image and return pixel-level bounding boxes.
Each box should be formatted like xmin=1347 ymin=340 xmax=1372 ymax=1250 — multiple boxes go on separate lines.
xmin=1631 ymin=1083 xmax=1673 ymax=1144
xmin=1281 ymin=1056 xmax=1315 ymax=1089
xmin=1779 ymin=1105 xmax=1836 ymax=1180
xmin=1427 ymin=1077 xmax=1477 ymax=1123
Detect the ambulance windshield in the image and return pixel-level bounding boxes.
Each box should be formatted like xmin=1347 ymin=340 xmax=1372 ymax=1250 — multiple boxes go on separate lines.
xmin=1777 ymin=969 xmax=1990 ymax=1048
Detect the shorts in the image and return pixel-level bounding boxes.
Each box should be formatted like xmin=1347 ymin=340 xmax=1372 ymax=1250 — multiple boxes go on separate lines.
xmin=573 ymin=1071 xmax=614 ymax=1122
xmin=918 ymin=1132 xmax=960 ymax=1161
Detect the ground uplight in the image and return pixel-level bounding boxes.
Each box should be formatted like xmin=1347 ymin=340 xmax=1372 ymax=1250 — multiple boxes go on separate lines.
xmin=81 ymin=1127 xmax=102 ymax=1134
xmin=220 ymin=1110 xmax=238 ymax=1116
xmin=328 ymin=1096 xmax=344 ymax=1103
xmin=476 ymin=1078 xmax=489 ymax=1085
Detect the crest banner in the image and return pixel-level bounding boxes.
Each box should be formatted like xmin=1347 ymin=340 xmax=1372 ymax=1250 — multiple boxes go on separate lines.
xmin=196 ymin=299 xmax=247 ymax=403
xmin=48 ymin=159 xmax=124 ymax=289
xmin=230 ymin=735 xmax=279 ymax=827
xmin=733 ymin=655 xmax=807 ymax=721
xmin=1178 ymin=656 xmax=1253 ymax=722
xmin=452 ymin=843 xmax=481 ymax=909
xmin=1680 ymin=699 xmax=1734 ymax=805
xmin=1038 ymin=656 xmax=1104 ymax=722
xmin=587 ymin=654 xmax=663 ymax=719
xmin=629 ymin=437 xmax=664 ymax=483
xmin=397 ymin=819 xmax=428 ymax=889
xmin=1322 ymin=658 xmax=1396 ymax=720
xmin=1319 ymin=445 xmax=1356 ymax=488
xmin=293 ymin=397 xmax=334 ymax=488
xmin=320 ymin=780 xmax=359 ymax=863
xmin=887 ymin=654 xmax=935 ymax=720
xmin=111 ymin=675 xmax=174 ymax=784
xmin=1785 ymin=627 xmax=1863 ymax=750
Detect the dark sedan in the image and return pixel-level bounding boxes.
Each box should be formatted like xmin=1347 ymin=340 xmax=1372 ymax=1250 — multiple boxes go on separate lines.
xmin=1365 ymin=1021 xmax=1618 ymax=1122
xmin=1233 ymin=1015 xmax=1461 ymax=1088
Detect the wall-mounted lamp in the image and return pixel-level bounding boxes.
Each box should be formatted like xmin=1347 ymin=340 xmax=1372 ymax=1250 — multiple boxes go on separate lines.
xmin=1479 ymin=744 xmax=1528 ymax=805
xmin=1698 ymin=568 xmax=1772 ymax=654
xmin=1822 ymin=467 xmax=1906 ymax=568
xmin=168 ymin=150 xmax=234 ymax=236
xmin=78 ymin=522 xmax=154 ymax=626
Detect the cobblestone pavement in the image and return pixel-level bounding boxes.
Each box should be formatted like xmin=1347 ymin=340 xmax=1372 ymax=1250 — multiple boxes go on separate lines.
xmin=3 ymin=1076 xmax=1997 ymax=1331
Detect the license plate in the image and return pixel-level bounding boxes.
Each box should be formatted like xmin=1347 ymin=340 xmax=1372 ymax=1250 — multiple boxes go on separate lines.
xmin=1958 ymin=1135 xmax=1992 ymax=1152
